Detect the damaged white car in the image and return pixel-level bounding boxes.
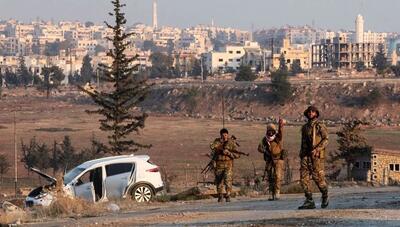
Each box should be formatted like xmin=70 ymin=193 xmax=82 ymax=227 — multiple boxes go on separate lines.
xmin=26 ymin=155 xmax=164 ymax=207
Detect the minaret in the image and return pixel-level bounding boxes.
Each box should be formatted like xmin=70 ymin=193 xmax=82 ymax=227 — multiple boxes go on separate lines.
xmin=355 ymin=14 xmax=364 ymax=43
xmin=152 ymin=0 xmax=158 ymax=30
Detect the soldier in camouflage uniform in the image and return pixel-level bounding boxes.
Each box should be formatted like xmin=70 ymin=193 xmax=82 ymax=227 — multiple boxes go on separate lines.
xmin=298 ymin=106 xmax=329 ymax=209
xmin=210 ymin=128 xmax=240 ymax=202
xmin=258 ymin=118 xmax=285 ymax=200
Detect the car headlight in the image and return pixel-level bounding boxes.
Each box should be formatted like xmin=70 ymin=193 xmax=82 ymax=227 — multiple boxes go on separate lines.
xmin=35 ymin=192 xmax=48 ymax=199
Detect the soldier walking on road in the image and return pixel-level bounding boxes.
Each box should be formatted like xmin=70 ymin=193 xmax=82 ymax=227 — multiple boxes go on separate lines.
xmin=210 ymin=128 xmax=240 ymax=202
xmin=258 ymin=118 xmax=286 ymax=200
xmin=298 ymin=106 xmax=329 ymax=209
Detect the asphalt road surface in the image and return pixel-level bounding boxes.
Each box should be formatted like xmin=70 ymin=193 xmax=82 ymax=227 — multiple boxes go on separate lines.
xmin=27 ymin=186 xmax=400 ymax=227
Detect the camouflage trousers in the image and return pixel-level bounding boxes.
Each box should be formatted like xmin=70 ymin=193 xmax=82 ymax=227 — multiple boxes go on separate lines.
xmin=215 ymin=164 xmax=233 ymax=196
xmin=265 ymin=159 xmax=284 ymax=194
xmin=300 ymin=156 xmax=328 ymax=198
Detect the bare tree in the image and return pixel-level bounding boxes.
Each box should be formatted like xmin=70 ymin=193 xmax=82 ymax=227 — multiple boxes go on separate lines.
xmin=0 ymin=154 xmax=11 ymax=183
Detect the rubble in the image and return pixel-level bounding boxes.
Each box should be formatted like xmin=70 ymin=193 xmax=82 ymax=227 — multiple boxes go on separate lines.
xmin=107 ymin=203 xmax=120 ymax=213
xmin=2 ymin=201 xmax=23 ymax=214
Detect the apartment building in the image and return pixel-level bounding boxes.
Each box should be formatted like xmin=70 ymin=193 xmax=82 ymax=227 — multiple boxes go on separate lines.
xmin=271 ymin=39 xmax=310 ymax=70
xmin=312 ymin=36 xmax=381 ymax=69
xmin=205 ymin=45 xmax=245 ymax=73
xmin=204 ymin=41 xmax=261 ymax=73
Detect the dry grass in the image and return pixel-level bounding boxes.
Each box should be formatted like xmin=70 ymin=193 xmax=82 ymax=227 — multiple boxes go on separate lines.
xmin=0 ymin=211 xmax=28 ymax=225
xmin=32 ymin=196 xmax=105 ymax=219
xmin=30 ymin=175 xmax=106 ymax=220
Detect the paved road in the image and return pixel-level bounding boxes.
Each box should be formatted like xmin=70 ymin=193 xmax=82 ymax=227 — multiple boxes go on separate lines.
xmin=27 ymin=186 xmax=400 ymax=226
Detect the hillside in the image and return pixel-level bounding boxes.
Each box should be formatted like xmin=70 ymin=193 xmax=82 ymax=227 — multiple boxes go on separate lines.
xmin=141 ymin=80 xmax=400 ymax=126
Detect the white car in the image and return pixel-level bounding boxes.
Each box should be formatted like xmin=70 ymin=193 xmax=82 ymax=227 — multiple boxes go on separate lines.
xmin=26 ymin=155 xmax=164 ymax=207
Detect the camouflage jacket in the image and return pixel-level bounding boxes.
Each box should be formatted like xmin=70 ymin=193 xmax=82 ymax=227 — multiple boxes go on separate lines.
xmin=258 ymin=127 xmax=283 ymax=161
xmin=210 ymin=138 xmax=239 ymax=162
xmin=300 ymin=119 xmax=329 ymax=158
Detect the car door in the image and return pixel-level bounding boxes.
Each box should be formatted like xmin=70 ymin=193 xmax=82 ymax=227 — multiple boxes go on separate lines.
xmin=73 ymin=169 xmax=96 ymax=202
xmin=104 ymin=163 xmax=135 ymax=199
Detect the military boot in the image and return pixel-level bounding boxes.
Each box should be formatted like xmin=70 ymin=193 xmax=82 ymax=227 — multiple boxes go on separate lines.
xmin=321 ymin=190 xmax=329 ymax=209
xmin=298 ymin=194 xmax=316 ymax=209
xmin=217 ymin=194 xmax=224 ymax=203
xmin=225 ymin=196 xmax=231 ymax=202
xmin=268 ymin=193 xmax=274 ymax=201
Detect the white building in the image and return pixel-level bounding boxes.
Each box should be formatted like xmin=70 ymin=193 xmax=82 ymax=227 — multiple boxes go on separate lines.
xmin=205 ymin=42 xmax=261 ymax=73
xmin=73 ymin=39 xmax=98 ymax=54
xmin=353 ymin=14 xmax=387 ymax=44
xmin=152 ymin=0 xmax=158 ymax=30
xmin=355 ymin=14 xmax=364 ymax=43
xmin=152 ymin=27 xmax=181 ymax=48
xmin=205 ymin=45 xmax=245 ymax=73
xmin=363 ymin=31 xmax=387 ymax=44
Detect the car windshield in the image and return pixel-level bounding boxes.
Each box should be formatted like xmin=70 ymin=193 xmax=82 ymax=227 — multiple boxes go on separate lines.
xmin=63 ymin=167 xmax=86 ymax=185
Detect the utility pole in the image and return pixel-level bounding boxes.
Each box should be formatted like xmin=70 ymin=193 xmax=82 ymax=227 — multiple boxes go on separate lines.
xmin=184 ymin=57 xmax=188 ymax=78
xmin=270 ymin=37 xmax=274 ymax=70
xmin=69 ymin=48 xmax=72 ymax=80
xmin=96 ymin=67 xmax=100 ymax=88
xmin=200 ymin=56 xmax=204 ymax=83
xmin=221 ymin=92 xmax=225 ymax=128
xmin=263 ymin=51 xmax=266 ymax=73
xmin=13 ymin=111 xmax=18 ymax=197
xmin=308 ymin=47 xmax=311 ymax=80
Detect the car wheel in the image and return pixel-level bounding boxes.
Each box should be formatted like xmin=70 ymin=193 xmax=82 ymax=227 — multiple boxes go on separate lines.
xmin=132 ymin=184 xmax=154 ymax=202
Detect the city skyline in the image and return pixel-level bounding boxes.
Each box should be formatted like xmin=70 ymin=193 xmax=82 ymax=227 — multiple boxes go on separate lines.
xmin=0 ymin=0 xmax=399 ymax=32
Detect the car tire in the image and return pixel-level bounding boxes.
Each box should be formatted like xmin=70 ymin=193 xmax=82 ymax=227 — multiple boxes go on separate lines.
xmin=131 ymin=184 xmax=154 ymax=202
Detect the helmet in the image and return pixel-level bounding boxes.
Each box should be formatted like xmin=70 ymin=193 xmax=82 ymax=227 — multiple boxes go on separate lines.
xmin=304 ymin=106 xmax=320 ymax=118
xmin=266 ymin=123 xmax=277 ymax=133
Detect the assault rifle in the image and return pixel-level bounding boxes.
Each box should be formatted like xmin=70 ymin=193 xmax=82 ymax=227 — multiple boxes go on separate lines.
xmin=231 ymin=135 xmax=250 ymax=156
xmin=201 ymin=136 xmax=249 ymax=174
xmin=201 ymin=160 xmax=215 ymax=174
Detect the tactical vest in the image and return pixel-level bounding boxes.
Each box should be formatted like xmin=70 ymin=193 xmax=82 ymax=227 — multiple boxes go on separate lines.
xmin=301 ymin=120 xmax=327 ymax=158
xmin=261 ymin=137 xmax=283 ymax=160
xmin=211 ymin=138 xmax=236 ymax=162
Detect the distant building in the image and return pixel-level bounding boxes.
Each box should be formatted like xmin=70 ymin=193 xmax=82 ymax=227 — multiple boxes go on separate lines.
xmin=205 ymin=41 xmax=261 ymax=74
xmin=73 ymin=39 xmax=98 ymax=54
xmin=355 ymin=14 xmax=364 ymax=43
xmin=205 ymin=44 xmax=245 ymax=74
xmin=311 ymin=36 xmax=382 ymax=69
xmin=351 ymin=149 xmax=400 ymax=185
xmin=353 ymin=14 xmax=387 ymax=44
xmin=153 ymin=0 xmax=158 ymax=30
xmin=271 ymin=38 xmax=310 ymax=70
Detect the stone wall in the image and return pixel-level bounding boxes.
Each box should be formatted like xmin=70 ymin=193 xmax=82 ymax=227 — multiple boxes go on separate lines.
xmin=371 ymin=151 xmax=400 ymax=185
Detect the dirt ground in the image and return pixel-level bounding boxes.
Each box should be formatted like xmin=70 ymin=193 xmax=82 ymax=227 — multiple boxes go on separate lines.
xmin=1 ymin=88 xmax=400 ymax=226
xmin=25 ymin=186 xmax=400 ymax=226
xmin=0 ymin=88 xmax=400 ymax=192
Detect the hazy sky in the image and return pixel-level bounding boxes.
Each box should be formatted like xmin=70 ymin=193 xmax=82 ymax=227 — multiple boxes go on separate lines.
xmin=0 ymin=0 xmax=398 ymax=32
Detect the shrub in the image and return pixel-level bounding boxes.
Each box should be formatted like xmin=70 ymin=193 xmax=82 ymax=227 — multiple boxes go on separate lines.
xmin=235 ymin=65 xmax=257 ymax=81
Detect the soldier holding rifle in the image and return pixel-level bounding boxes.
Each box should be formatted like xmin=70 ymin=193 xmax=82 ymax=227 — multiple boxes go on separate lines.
xmin=298 ymin=106 xmax=329 ymax=209
xmin=206 ymin=128 xmax=248 ymax=202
